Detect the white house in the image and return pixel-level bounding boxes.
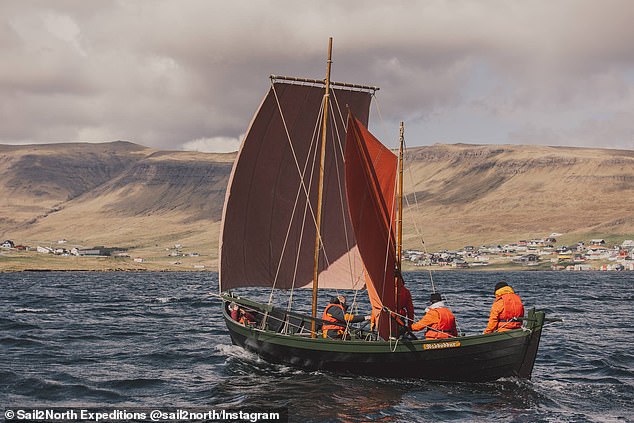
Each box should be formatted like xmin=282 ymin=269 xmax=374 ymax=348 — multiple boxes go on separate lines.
xmin=1 ymin=240 xmax=15 ymax=248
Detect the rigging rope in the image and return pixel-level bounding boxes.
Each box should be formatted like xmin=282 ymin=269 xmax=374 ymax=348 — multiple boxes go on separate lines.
xmin=353 ymin=104 xmax=460 ymax=337
xmin=402 ymin=140 xmax=436 ymax=294
xmin=268 ymin=83 xmax=368 ymax=321
xmin=401 ymin=139 xmax=465 ymax=335
xmin=329 ymin=89 xmax=359 ymax=289
xmin=286 ymin=112 xmax=322 ymax=313
xmin=328 ymin=90 xmax=365 ymax=337
xmin=268 ymin=83 xmax=323 ymax=307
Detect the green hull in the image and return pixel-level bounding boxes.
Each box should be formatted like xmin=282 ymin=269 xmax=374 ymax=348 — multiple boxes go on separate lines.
xmin=221 ymin=294 xmax=545 ymax=382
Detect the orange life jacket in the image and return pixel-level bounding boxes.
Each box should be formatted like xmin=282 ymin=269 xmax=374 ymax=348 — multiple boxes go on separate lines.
xmin=498 ymin=293 xmax=524 ymax=331
xmin=426 ymin=307 xmax=458 ymax=339
xmin=322 ymin=303 xmax=346 ymax=332
xmin=239 ymin=311 xmax=256 ymax=325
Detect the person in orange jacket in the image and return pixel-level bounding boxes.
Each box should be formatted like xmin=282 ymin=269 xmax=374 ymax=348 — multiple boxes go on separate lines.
xmin=410 ymin=292 xmax=458 ymax=339
xmin=322 ymin=295 xmax=371 ymax=339
xmin=483 ymin=281 xmax=524 ymax=334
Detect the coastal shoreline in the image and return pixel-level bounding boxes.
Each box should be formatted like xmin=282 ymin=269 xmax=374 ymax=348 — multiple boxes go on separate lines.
xmin=0 ymin=257 xmax=625 ymax=273
xmin=2 ymin=247 xmax=632 ymax=273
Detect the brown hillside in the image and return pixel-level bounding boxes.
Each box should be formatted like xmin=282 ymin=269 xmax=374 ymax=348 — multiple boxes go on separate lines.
xmin=402 ymin=144 xmax=634 ymax=250
xmin=1 ymin=141 xmax=633 ymax=270
xmin=0 ymin=142 xmax=234 ymax=268
xmin=0 ymin=141 xmax=151 ymax=229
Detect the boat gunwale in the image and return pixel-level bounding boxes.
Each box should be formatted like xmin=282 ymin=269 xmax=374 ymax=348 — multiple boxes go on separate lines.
xmin=220 ymin=294 xmax=539 ymax=353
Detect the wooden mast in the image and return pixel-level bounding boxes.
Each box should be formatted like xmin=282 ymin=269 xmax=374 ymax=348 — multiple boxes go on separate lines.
xmin=397 ymin=122 xmax=404 ymax=271
xmin=311 ymin=37 xmax=333 ymax=337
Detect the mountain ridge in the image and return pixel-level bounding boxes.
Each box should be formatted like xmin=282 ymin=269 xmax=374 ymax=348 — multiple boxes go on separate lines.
xmin=1 ymin=141 xmax=633 ymax=270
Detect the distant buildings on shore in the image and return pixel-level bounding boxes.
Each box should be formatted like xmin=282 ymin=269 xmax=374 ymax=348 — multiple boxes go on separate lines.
xmin=402 ymin=237 xmax=634 ymax=271
xmin=3 ymin=236 xmax=632 ymax=271
xmin=1 ymin=240 xmax=204 ymax=269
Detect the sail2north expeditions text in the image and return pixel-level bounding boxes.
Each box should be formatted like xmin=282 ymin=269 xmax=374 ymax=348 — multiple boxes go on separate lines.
xmin=5 ymin=408 xmax=283 ymax=422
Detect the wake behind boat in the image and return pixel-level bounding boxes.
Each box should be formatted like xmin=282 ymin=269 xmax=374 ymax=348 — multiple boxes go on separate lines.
xmin=217 ymin=38 xmax=550 ymax=382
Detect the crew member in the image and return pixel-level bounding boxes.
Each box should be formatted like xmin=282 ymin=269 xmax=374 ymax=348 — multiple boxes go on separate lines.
xmin=396 ymin=277 xmax=415 ymax=326
xmin=229 ymin=302 xmax=240 ymax=321
xmin=483 ymin=281 xmax=524 ymax=334
xmin=322 ymin=295 xmax=370 ymax=339
xmin=238 ymin=308 xmax=257 ymax=326
xmin=229 ymin=302 xmax=257 ymax=326
xmin=410 ymin=292 xmax=458 ymax=339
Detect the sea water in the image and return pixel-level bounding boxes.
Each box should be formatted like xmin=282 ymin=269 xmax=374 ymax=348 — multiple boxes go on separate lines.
xmin=1 ymin=271 xmax=632 ymax=422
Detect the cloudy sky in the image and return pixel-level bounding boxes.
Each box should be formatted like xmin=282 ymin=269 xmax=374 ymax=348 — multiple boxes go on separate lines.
xmin=1 ymin=0 xmax=633 ymax=152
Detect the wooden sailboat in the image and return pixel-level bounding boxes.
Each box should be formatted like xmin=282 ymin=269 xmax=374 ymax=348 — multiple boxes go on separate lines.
xmin=218 ymin=38 xmax=547 ymax=382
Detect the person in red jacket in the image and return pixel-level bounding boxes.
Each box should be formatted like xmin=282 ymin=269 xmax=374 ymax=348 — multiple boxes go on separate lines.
xmin=322 ymin=295 xmax=370 ymax=339
xmin=410 ymin=292 xmax=457 ymax=339
xmin=229 ymin=302 xmax=257 ymax=326
xmin=396 ymin=277 xmax=415 ymax=326
xmin=483 ymin=281 xmax=524 ymax=334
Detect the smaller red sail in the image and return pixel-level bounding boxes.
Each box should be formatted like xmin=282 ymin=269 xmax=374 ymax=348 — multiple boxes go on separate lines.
xmin=344 ymin=114 xmax=399 ymax=340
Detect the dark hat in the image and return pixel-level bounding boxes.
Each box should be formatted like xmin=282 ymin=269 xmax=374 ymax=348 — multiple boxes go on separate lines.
xmin=330 ymin=296 xmax=340 ymax=304
xmin=494 ymin=281 xmax=508 ymax=293
xmin=429 ymin=292 xmax=442 ymax=304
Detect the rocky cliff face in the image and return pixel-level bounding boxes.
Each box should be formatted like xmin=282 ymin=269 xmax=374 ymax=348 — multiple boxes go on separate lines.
xmin=89 ymin=155 xmax=232 ymax=221
xmin=0 ymin=142 xmax=148 ymax=227
xmin=0 ymin=142 xmax=234 ymax=252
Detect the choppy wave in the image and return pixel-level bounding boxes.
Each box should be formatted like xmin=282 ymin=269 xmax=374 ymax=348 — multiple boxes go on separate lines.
xmin=0 ymin=271 xmax=632 ymax=422
xmin=14 ymin=307 xmax=49 ymax=313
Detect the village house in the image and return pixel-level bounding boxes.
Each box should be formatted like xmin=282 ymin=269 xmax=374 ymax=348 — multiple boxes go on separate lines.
xmin=78 ymin=248 xmax=106 ymax=256
xmin=1 ymin=240 xmax=15 ymax=249
xmin=452 ymin=259 xmax=469 ymax=268
xmin=513 ymin=253 xmax=539 ymax=264
xmin=585 ymin=245 xmax=610 ymax=260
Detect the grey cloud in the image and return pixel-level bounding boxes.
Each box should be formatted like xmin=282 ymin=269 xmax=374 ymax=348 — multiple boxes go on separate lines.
xmin=1 ymin=0 xmax=633 ymax=150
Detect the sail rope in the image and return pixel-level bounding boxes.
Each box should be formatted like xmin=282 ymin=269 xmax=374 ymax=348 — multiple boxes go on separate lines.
xmin=326 ymin=90 xmax=366 ymax=338
xmin=327 ymin=89 xmax=357 ymax=286
xmin=329 ymin=89 xmax=358 ymax=283
xmin=402 ymin=141 xmax=436 ymax=293
xmin=266 ymin=82 xmax=404 ymax=336
xmin=370 ymin=93 xmax=403 ymax=341
xmin=401 ymin=139 xmax=463 ymax=335
xmin=384 ymin=155 xmax=399 ymax=342
xmin=268 ymin=83 xmax=362 ymax=320
xmin=285 ymin=107 xmax=323 ymax=314
xmin=362 ymin=97 xmax=403 ymax=341
xmin=372 ymin=96 xmax=460 ymax=337
xmin=268 ymin=83 xmax=324 ymax=309
xmin=329 ymin=90 xmax=364 ymax=309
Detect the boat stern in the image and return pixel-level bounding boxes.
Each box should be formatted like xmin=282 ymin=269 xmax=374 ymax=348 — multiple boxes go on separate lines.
xmin=518 ymin=308 xmax=546 ymax=379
